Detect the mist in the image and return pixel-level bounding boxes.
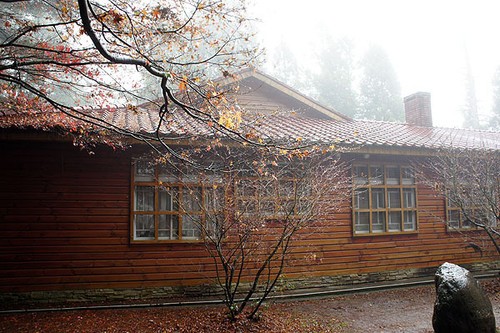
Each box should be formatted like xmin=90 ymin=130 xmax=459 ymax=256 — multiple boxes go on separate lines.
xmin=250 ymin=0 xmax=500 ymax=129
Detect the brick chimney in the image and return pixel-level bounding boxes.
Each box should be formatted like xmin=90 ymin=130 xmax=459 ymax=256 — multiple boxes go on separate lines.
xmin=404 ymin=92 xmax=433 ymax=127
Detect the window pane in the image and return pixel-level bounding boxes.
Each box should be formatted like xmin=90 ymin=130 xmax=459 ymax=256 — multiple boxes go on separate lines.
xmin=475 ymin=210 xmax=493 ymax=227
xmin=386 ymin=166 xmax=400 ymax=185
xmin=354 ymin=166 xmax=368 ymax=185
xmin=355 ymin=212 xmax=370 ymax=233
xmin=388 ymin=189 xmax=401 ymax=208
xmin=279 ymin=180 xmax=295 ymax=198
xmin=260 ymin=179 xmax=276 ymax=197
xmin=372 ymin=189 xmax=385 ymax=209
xmin=237 ymin=179 xmax=257 ymax=197
xmin=462 ymin=211 xmax=473 ymax=228
xmin=182 ymin=214 xmax=202 ymax=239
xmin=134 ymin=215 xmax=154 ymax=239
xmin=260 ymin=198 xmax=276 ymax=215
xmin=404 ymin=211 xmax=416 ymax=231
xmin=388 ymin=211 xmax=402 ymax=231
xmin=135 ymin=186 xmax=154 ymax=211
xmin=281 ymin=200 xmax=296 ymax=216
xmin=354 ymin=189 xmax=369 ymax=209
xmin=297 ymin=198 xmax=312 ymax=216
xmin=402 ymin=167 xmax=415 ymax=185
xmin=135 ymin=160 xmax=154 ymax=181
xmin=205 ymin=212 xmax=223 ymax=238
xmin=158 ymin=164 xmax=179 ymax=182
xmin=403 ymin=189 xmax=416 ymax=208
xmin=372 ymin=212 xmax=386 ymax=232
xmin=205 ymin=186 xmax=224 ymax=211
xmin=159 ymin=187 xmax=179 ymax=211
xmin=238 ymin=199 xmax=257 ymax=215
xmin=159 ymin=215 xmax=179 ymax=240
xmin=370 ymin=166 xmax=384 ymax=184
xmin=296 ymin=181 xmax=313 ymax=198
xmin=448 ymin=210 xmax=460 ymax=228
xmin=491 ymin=213 xmax=498 ymax=227
xmin=183 ymin=187 xmax=202 ymax=212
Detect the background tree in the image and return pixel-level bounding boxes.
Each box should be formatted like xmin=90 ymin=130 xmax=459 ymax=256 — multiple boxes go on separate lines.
xmin=265 ymin=38 xmax=307 ymax=91
xmin=420 ymin=149 xmax=500 ymax=257
xmin=490 ymin=66 xmax=500 ymax=130
xmin=312 ymin=35 xmax=358 ymax=118
xmin=462 ymin=49 xmax=480 ymax=129
xmin=358 ymin=44 xmax=404 ymax=121
xmin=0 ymin=0 xmax=261 ymax=153
xmin=164 ymin=148 xmax=351 ymax=320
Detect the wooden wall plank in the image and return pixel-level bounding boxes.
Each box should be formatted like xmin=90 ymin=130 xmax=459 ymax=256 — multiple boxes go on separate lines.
xmin=0 ymin=141 xmax=495 ymax=294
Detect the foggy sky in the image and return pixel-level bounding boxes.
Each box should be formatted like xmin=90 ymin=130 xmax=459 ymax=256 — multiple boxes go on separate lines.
xmin=250 ymin=0 xmax=500 ymax=128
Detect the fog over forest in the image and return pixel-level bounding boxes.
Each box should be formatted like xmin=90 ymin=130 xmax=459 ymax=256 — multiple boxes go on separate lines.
xmin=250 ymin=0 xmax=500 ymax=130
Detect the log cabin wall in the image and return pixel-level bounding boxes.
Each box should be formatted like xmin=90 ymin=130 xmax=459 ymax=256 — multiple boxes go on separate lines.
xmin=281 ymin=153 xmax=496 ymax=283
xmin=0 ymin=140 xmax=214 ymax=294
xmin=0 ymin=140 xmax=496 ymax=300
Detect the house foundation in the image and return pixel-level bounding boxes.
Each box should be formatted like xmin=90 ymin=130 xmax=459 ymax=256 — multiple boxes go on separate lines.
xmin=2 ymin=261 xmax=498 ymax=309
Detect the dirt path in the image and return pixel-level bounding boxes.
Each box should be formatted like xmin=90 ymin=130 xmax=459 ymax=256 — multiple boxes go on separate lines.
xmin=317 ymin=286 xmax=441 ymax=333
xmin=296 ymin=282 xmax=500 ymax=333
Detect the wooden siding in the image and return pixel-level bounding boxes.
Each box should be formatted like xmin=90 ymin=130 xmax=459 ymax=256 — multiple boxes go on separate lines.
xmin=0 ymin=141 xmax=493 ymax=293
xmin=236 ymin=76 xmax=334 ymax=119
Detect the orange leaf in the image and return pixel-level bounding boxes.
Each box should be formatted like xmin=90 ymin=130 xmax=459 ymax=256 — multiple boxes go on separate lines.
xmin=151 ymin=8 xmax=161 ymax=19
xmin=179 ymin=80 xmax=187 ymax=92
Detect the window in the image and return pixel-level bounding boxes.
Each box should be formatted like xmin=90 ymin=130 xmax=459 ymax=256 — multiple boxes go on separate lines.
xmin=446 ymin=190 xmax=470 ymax=230
xmin=353 ymin=165 xmax=417 ymax=235
xmin=445 ymin=190 xmax=495 ymax=230
xmin=234 ymin=177 xmax=312 ymax=219
xmin=131 ymin=160 xmax=223 ymax=242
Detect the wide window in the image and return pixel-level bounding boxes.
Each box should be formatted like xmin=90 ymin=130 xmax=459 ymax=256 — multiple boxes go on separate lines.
xmin=445 ymin=190 xmax=495 ymax=230
xmin=352 ymin=165 xmax=418 ymax=235
xmin=131 ymin=160 xmax=222 ymax=242
xmin=234 ymin=177 xmax=312 ymax=219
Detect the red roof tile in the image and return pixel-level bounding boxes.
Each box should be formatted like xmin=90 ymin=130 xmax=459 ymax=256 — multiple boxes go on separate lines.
xmin=1 ymin=107 xmax=498 ymax=152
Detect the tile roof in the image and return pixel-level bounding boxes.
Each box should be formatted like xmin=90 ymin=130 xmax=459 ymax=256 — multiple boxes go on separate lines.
xmin=273 ymin=117 xmax=500 ymax=151
xmin=1 ymin=107 xmax=498 ymax=152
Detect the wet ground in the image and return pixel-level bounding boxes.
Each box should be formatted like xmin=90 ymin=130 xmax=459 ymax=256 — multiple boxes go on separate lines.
xmin=1 ymin=279 xmax=499 ymax=332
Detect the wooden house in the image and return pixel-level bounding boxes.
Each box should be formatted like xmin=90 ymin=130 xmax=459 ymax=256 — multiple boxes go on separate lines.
xmin=1 ymin=70 xmax=499 ymax=304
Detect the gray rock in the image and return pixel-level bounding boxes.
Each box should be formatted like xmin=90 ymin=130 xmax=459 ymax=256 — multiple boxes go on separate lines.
xmin=432 ymin=262 xmax=496 ymax=333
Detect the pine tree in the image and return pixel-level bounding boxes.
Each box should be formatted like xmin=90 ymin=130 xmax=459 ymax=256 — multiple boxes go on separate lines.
xmin=490 ymin=66 xmax=500 ymax=131
xmin=313 ymin=36 xmax=358 ymax=117
xmin=266 ymin=38 xmax=311 ymax=93
xmin=358 ymin=44 xmax=404 ymax=122
xmin=462 ymin=50 xmax=480 ymax=129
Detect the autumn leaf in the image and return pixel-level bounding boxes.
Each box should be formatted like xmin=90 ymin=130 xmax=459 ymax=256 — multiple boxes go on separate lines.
xmin=61 ymin=5 xmax=69 ymax=16
xmin=151 ymin=8 xmax=161 ymax=19
xmin=179 ymin=80 xmax=187 ymax=92
xmin=1 ymin=0 xmax=260 ymax=152
xmin=218 ymin=110 xmax=241 ymax=130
